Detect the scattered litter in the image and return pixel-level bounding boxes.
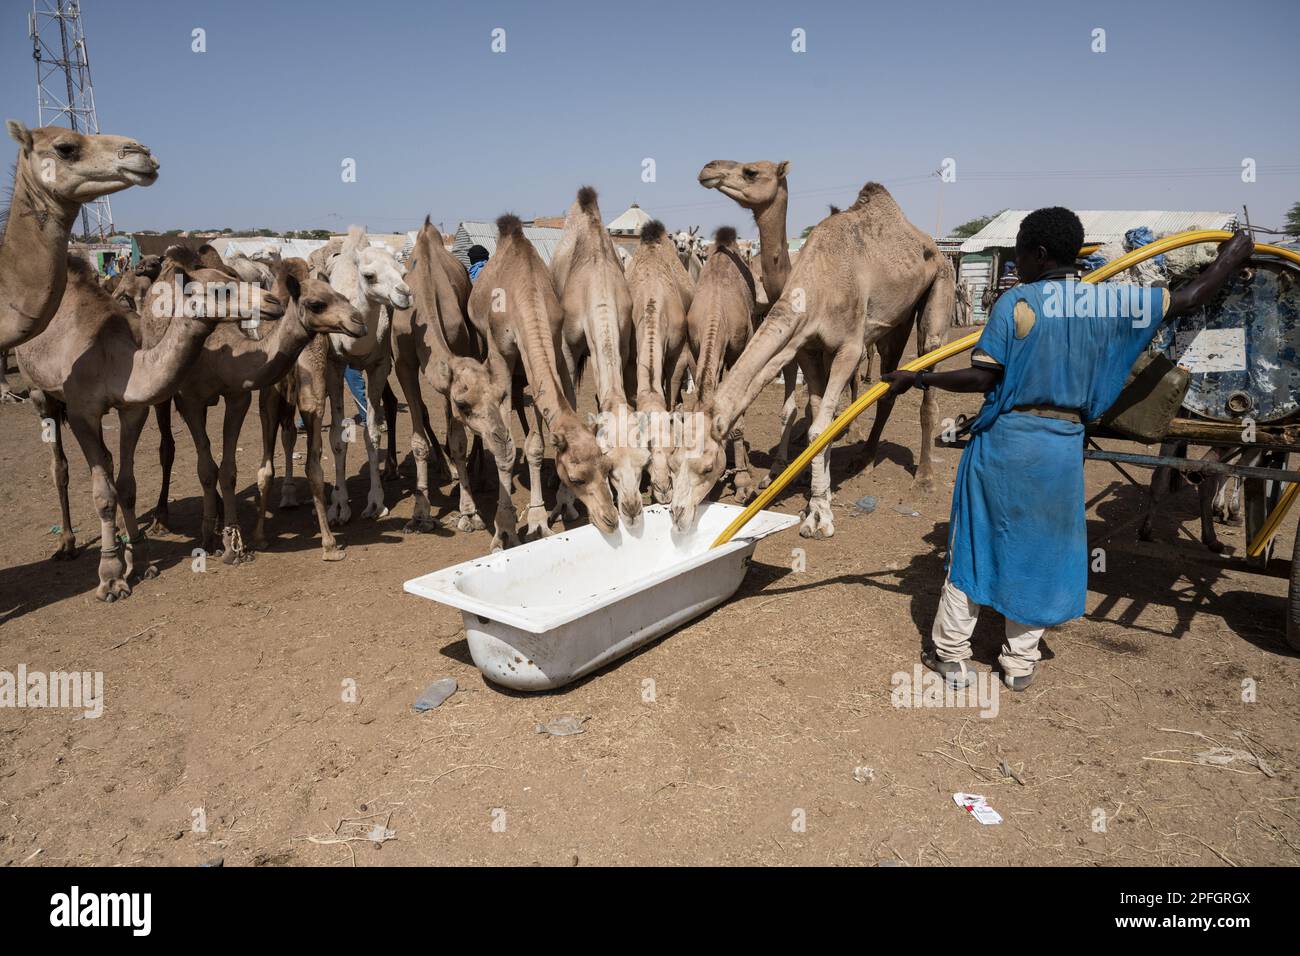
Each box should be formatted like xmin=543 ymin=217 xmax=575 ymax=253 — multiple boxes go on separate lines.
xmin=365 ymin=823 xmax=397 ymax=844
xmin=852 ymin=495 xmax=877 ymax=514
xmin=1195 ymin=747 xmax=1272 ymax=775
xmin=952 ymin=792 xmax=1002 ymax=825
xmin=48 ymin=525 xmax=77 ymax=535
xmin=891 ymin=504 xmax=921 ymax=517
xmin=535 ymin=715 xmax=587 ymax=737
xmin=199 ymin=857 xmax=224 ymax=868
xmin=413 ymin=677 xmax=457 ymax=712
xmin=853 ymin=766 xmax=875 ymax=783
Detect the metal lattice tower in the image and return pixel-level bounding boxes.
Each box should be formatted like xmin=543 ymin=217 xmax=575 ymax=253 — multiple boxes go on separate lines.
xmin=29 ymin=1 xmax=112 ymax=239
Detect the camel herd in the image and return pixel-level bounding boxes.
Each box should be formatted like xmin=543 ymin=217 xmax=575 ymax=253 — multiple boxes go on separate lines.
xmin=0 ymin=120 xmax=955 ymax=603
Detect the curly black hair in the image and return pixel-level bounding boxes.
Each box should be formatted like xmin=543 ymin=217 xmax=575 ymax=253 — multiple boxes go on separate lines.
xmin=1016 ymin=207 xmax=1084 ymax=264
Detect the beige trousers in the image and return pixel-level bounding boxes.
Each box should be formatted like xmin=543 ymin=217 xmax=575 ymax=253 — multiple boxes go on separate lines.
xmin=931 ymin=577 xmax=1045 ymax=678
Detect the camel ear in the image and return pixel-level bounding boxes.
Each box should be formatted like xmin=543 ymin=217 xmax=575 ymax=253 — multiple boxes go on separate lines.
xmin=776 ymin=160 xmax=791 ymax=178
xmin=551 ymin=431 xmax=568 ymax=453
xmin=6 ymin=120 xmax=33 ymax=153
xmin=283 ymin=272 xmax=302 ymax=302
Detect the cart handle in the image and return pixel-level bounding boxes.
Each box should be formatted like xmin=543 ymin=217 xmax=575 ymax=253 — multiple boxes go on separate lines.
xmin=710 ymin=230 xmax=1300 ymax=549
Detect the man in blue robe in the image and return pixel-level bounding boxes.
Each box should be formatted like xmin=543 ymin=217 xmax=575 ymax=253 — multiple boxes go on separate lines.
xmin=884 ymin=208 xmax=1252 ymax=691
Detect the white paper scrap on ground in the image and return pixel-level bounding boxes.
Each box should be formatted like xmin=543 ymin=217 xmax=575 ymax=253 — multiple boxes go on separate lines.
xmin=953 ymin=792 xmax=1003 ymax=825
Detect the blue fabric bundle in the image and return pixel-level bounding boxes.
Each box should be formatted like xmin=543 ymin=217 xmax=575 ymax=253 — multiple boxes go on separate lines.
xmin=1123 ymin=226 xmax=1165 ymax=266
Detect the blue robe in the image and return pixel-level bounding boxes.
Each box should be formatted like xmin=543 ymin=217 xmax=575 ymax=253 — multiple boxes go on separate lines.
xmin=947 ymin=278 xmax=1170 ymax=628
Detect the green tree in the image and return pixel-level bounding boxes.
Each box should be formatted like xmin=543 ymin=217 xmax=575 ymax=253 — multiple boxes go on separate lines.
xmin=1285 ymin=201 xmax=1300 ymax=238
xmin=951 ymin=211 xmax=1005 ymax=239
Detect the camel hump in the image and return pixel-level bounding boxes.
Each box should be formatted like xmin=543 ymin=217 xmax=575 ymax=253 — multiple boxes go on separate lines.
xmin=713 ymin=226 xmax=738 ymax=249
xmin=496 ymin=213 xmax=524 ymax=239
xmin=577 ymin=185 xmax=598 ymax=212
xmin=849 ymin=181 xmax=901 ymax=214
xmin=641 ymin=220 xmax=666 ymax=244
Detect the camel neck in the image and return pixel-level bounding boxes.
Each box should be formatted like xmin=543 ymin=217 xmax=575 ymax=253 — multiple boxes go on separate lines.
xmin=125 ymin=312 xmax=219 ymax=406
xmin=0 ymin=163 xmax=79 ymax=344
xmin=754 ymin=186 xmax=791 ymax=300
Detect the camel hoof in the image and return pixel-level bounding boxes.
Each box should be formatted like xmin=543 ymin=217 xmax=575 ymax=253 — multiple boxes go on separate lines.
xmin=491 ymin=531 xmax=520 ymax=552
xmin=142 ymin=565 xmax=159 ymax=580
xmin=97 ymin=579 xmax=131 ymax=602
xmin=362 ymin=502 xmax=389 ymax=520
xmin=1204 ymin=539 xmax=1226 ymax=555
xmin=321 ymin=546 xmax=346 ymax=562
xmin=912 ymin=476 xmax=936 ymax=494
xmin=403 ymin=516 xmax=439 ymax=534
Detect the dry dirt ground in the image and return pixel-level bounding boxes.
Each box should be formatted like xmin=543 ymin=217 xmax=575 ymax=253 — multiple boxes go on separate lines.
xmin=1 ymin=337 xmax=1296 ymax=867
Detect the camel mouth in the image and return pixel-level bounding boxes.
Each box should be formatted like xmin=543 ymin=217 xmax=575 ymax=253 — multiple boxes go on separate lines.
xmin=339 ymin=318 xmax=367 ymax=338
xmin=699 ymin=176 xmax=723 ymax=188
xmin=120 ymin=165 xmax=159 ymax=187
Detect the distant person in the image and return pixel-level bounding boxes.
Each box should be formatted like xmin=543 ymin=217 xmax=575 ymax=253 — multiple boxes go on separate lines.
xmin=467 ymin=245 xmax=490 ymax=281
xmin=997 ymin=260 xmax=1018 ymax=292
xmin=344 ymin=367 xmax=368 ymax=428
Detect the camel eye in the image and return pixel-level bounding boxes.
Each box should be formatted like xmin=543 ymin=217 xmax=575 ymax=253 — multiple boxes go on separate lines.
xmin=307 ymin=301 xmax=325 ymax=313
xmin=570 ymin=477 xmax=587 ymax=487
xmin=55 ymin=143 xmax=77 ymax=159
xmin=456 ymin=401 xmax=472 ymax=414
xmin=743 ymin=168 xmax=757 ymax=178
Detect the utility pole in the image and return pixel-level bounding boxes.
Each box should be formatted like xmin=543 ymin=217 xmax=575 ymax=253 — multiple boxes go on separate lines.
xmin=30 ymin=1 xmax=112 ymax=240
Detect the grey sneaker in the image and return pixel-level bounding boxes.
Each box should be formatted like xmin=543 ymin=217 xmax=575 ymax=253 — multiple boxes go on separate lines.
xmin=921 ymin=650 xmax=977 ymax=689
xmin=1002 ymin=670 xmax=1035 ymax=692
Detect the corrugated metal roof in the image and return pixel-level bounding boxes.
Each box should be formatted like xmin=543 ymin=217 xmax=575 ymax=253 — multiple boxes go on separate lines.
xmin=959 ymin=209 xmax=1236 ymax=253
xmin=452 ymin=220 xmax=564 ymax=266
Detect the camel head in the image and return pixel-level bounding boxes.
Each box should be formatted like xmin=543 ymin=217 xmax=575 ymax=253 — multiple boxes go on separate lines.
xmin=433 ymin=355 xmax=514 ymax=464
xmin=275 ymin=258 xmax=366 ymax=338
xmin=7 ymin=120 xmax=158 ymax=204
xmin=671 ymin=226 xmax=700 ymax=258
xmin=635 ymin=392 xmax=674 ymax=504
xmin=550 ymin=412 xmax=619 ymax=534
xmin=668 ymin=398 xmax=728 ymax=532
xmin=595 ymin=409 xmax=651 ymax=527
xmin=150 ymin=258 xmax=286 ymax=323
xmin=340 ymin=226 xmax=411 ymax=312
xmin=698 ymin=159 xmax=790 ymax=211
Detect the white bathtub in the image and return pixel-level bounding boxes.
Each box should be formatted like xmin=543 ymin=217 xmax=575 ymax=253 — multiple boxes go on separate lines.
xmin=403 ymin=503 xmax=799 ymax=691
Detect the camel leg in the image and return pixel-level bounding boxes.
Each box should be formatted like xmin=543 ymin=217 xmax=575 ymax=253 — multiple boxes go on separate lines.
xmin=859 ymin=321 xmax=911 ymax=472
xmin=489 ymin=428 xmax=521 ymax=552
xmin=381 ymin=381 xmax=400 ymax=481
xmin=396 ymin=360 xmax=437 ymax=534
xmin=326 ymin=362 xmax=352 ymax=526
xmin=32 ymin=390 xmax=77 ymax=559
xmin=0 ymin=350 xmax=26 ymax=403
xmin=914 ymin=280 xmax=952 ymax=492
xmin=524 ymin=425 xmax=553 ymax=539
xmin=253 ymin=388 xmax=281 ymax=550
xmin=66 ymin=414 xmax=130 ymax=602
xmin=217 ymin=392 xmax=254 ymax=565
xmin=151 ymin=400 xmax=176 ymax=532
xmin=447 ymin=412 xmax=486 ymax=532
xmin=426 ymin=396 xmax=451 ymax=484
xmin=730 ymin=413 xmax=755 ymax=504
xmin=760 ymin=358 xmax=809 ymax=490
xmin=1139 ymin=441 xmax=1185 ymax=542
xmin=800 ymin=345 xmax=861 ymax=540
xmin=360 ymin=361 xmax=390 ymax=520
xmin=176 ymin=397 xmax=222 ymax=556
xmin=278 ymin=403 xmax=299 ymax=508
xmin=115 ymin=405 xmax=154 ymax=582
xmin=304 ymin=407 xmax=345 ymax=561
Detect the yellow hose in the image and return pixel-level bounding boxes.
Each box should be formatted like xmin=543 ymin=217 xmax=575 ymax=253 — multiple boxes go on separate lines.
xmin=711 ymin=230 xmax=1300 ymax=548
xmin=1248 ymin=481 xmax=1298 ymax=558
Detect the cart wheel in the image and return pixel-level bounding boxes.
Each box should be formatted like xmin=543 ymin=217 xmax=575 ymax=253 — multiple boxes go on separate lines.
xmin=1289 ymin=513 xmax=1300 ymax=652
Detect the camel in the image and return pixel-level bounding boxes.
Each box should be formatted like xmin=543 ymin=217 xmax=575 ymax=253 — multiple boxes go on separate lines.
xmin=625 ymin=219 xmax=694 ymax=501
xmin=0 ymin=349 xmax=24 ymax=403
xmin=225 ymin=250 xmax=276 ymax=288
xmin=318 ymin=226 xmax=412 ymax=524
xmin=391 ymin=217 xmax=516 ymax=541
xmin=698 ymin=158 xmax=812 ymax=487
xmin=16 ymin=257 xmax=279 ymax=600
xmin=671 ymin=227 xmax=705 ymax=282
xmin=1 ymin=121 xmax=158 ymax=351
xmin=669 ymin=182 xmax=954 ymax=539
xmin=140 ymin=253 xmax=365 ymax=563
xmin=468 ymin=214 xmax=618 ymax=543
xmin=550 ymin=186 xmax=646 ymax=526
xmin=670 ymin=227 xmax=758 ymax=515
xmin=107 ymin=254 xmax=163 ymax=313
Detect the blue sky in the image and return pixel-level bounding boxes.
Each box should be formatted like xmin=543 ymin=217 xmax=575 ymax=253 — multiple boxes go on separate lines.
xmin=3 ymin=0 xmax=1296 ymax=237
